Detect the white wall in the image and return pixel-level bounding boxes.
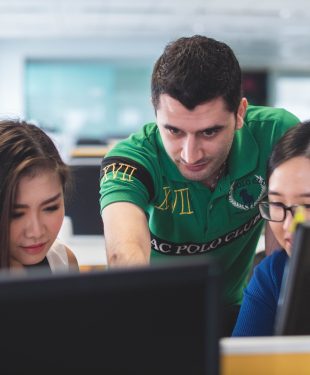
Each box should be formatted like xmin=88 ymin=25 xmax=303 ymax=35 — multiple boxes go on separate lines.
xmin=1 ymin=37 xmax=310 ymax=122
xmin=0 ymin=37 xmax=166 ymax=119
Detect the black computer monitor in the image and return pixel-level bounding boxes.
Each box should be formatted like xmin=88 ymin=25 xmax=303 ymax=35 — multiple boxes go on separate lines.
xmin=0 ymin=259 xmax=221 ymax=375
xmin=274 ymin=221 xmax=310 ymax=335
xmin=65 ymin=161 xmax=103 ymax=235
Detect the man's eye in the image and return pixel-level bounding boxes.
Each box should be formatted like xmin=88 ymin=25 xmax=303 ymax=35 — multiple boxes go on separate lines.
xmin=167 ymin=128 xmax=179 ymax=135
xmin=202 ymin=129 xmax=218 ymax=137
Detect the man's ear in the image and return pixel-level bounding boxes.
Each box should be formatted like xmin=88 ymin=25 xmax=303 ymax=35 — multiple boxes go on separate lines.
xmin=235 ymin=98 xmax=248 ymax=130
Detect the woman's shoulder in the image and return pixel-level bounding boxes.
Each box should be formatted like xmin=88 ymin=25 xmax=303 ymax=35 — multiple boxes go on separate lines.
xmin=258 ymin=249 xmax=287 ymax=274
xmin=47 ymin=240 xmax=79 ymax=272
xmin=64 ymin=246 xmax=79 ymax=270
xmin=251 ymin=249 xmax=287 ymax=292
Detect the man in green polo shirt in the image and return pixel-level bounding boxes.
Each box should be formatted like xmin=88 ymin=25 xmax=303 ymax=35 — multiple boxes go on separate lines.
xmin=99 ymin=35 xmax=299 ymax=335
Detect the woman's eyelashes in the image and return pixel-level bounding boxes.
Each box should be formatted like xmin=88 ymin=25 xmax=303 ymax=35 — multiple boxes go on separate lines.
xmin=11 ymin=211 xmax=24 ymax=219
xmin=43 ymin=204 xmax=60 ymax=212
xmin=11 ymin=204 xmax=60 ymax=220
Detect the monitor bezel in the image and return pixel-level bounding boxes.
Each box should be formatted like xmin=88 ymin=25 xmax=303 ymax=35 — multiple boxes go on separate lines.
xmin=0 ymin=258 xmax=221 ymax=375
xmin=274 ymin=221 xmax=310 ymax=335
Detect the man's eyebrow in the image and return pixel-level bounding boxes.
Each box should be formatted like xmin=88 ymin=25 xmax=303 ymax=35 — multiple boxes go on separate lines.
xmin=13 ymin=192 xmax=62 ymax=209
xmin=200 ymin=124 xmax=224 ymax=132
xmin=163 ymin=124 xmax=224 ymax=132
xmin=163 ymin=124 xmax=178 ymax=129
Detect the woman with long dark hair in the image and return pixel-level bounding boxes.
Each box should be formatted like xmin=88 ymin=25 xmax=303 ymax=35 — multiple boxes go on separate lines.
xmin=0 ymin=120 xmax=78 ymax=272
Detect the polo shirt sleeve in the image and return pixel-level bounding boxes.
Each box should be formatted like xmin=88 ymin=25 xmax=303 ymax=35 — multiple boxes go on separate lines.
xmin=271 ymin=108 xmax=300 ymax=139
xmin=99 ymin=130 xmax=163 ymax=214
xmin=231 ymin=250 xmax=287 ymax=337
xmin=246 ymin=106 xmax=300 ymax=144
xmin=99 ymin=155 xmax=154 ymax=213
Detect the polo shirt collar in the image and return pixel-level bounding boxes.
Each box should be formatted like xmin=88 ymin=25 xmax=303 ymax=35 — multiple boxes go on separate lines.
xmin=228 ymin=123 xmax=259 ymax=181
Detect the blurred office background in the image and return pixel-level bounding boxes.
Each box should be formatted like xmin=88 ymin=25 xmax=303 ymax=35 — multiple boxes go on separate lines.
xmin=0 ymin=0 xmax=309 ymax=265
xmin=0 ymin=0 xmax=310 ymax=149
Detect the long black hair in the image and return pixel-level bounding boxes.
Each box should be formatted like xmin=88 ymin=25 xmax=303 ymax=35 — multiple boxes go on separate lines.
xmin=0 ymin=120 xmax=71 ymax=268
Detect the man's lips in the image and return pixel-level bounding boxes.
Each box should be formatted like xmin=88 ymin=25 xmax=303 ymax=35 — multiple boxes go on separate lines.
xmin=179 ymin=160 xmax=208 ymax=172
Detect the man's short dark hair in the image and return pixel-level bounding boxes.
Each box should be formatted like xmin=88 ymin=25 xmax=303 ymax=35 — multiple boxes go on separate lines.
xmin=151 ymin=35 xmax=242 ymax=114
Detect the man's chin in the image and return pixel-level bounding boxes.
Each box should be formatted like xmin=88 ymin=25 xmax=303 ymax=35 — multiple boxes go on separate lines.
xmin=178 ymin=168 xmax=207 ymax=182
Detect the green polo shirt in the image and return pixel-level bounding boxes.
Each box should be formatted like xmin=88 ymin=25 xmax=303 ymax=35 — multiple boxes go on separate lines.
xmin=100 ymin=105 xmax=299 ymax=305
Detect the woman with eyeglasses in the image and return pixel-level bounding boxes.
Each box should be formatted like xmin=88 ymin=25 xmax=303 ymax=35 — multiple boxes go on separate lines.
xmin=232 ymin=121 xmax=310 ymax=336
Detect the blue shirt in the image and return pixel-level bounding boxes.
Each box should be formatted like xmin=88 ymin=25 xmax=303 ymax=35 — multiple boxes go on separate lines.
xmin=232 ymin=249 xmax=288 ymax=336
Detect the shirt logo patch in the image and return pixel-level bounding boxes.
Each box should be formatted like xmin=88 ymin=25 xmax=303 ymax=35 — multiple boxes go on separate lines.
xmin=229 ymin=175 xmax=266 ymax=210
xmin=155 ymin=186 xmax=194 ymax=215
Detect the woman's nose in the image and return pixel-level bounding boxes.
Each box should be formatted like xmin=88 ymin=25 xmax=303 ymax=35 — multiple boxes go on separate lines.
xmin=24 ymin=214 xmax=45 ymax=239
xmin=283 ymin=210 xmax=294 ymax=232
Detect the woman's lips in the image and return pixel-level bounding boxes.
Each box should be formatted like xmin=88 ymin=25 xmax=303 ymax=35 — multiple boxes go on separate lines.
xmin=21 ymin=242 xmax=47 ymax=255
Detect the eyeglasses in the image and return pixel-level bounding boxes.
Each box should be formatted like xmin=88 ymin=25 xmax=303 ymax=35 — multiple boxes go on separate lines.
xmin=258 ymin=201 xmax=310 ymax=222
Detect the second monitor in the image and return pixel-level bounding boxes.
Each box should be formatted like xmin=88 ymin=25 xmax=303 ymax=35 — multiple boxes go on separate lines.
xmin=0 ymin=258 xmax=222 ymax=375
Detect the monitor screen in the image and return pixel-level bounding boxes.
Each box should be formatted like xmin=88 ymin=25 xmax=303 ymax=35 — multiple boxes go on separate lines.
xmin=0 ymin=259 xmax=221 ymax=375
xmin=65 ymin=161 xmax=103 ymax=235
xmin=274 ymin=221 xmax=310 ymax=335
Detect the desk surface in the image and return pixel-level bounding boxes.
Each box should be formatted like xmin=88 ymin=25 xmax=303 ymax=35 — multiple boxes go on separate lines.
xmin=70 ymin=145 xmax=108 ymax=158
xmin=221 ymin=336 xmax=310 ymax=375
xmin=60 ymin=235 xmax=107 ymax=267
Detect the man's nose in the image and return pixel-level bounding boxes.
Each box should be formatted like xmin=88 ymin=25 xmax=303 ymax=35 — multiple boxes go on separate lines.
xmin=181 ymin=135 xmax=203 ymax=164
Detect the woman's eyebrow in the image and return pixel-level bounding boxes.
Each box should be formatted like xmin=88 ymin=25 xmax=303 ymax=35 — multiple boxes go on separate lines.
xmin=268 ymin=191 xmax=310 ymax=198
xmin=14 ymin=192 xmax=62 ymax=208
xmin=41 ymin=192 xmax=62 ymax=205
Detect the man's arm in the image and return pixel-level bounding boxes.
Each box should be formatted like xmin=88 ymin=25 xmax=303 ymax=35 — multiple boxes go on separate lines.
xmin=102 ymin=201 xmax=151 ymax=267
xmin=264 ymin=221 xmax=281 ymax=256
